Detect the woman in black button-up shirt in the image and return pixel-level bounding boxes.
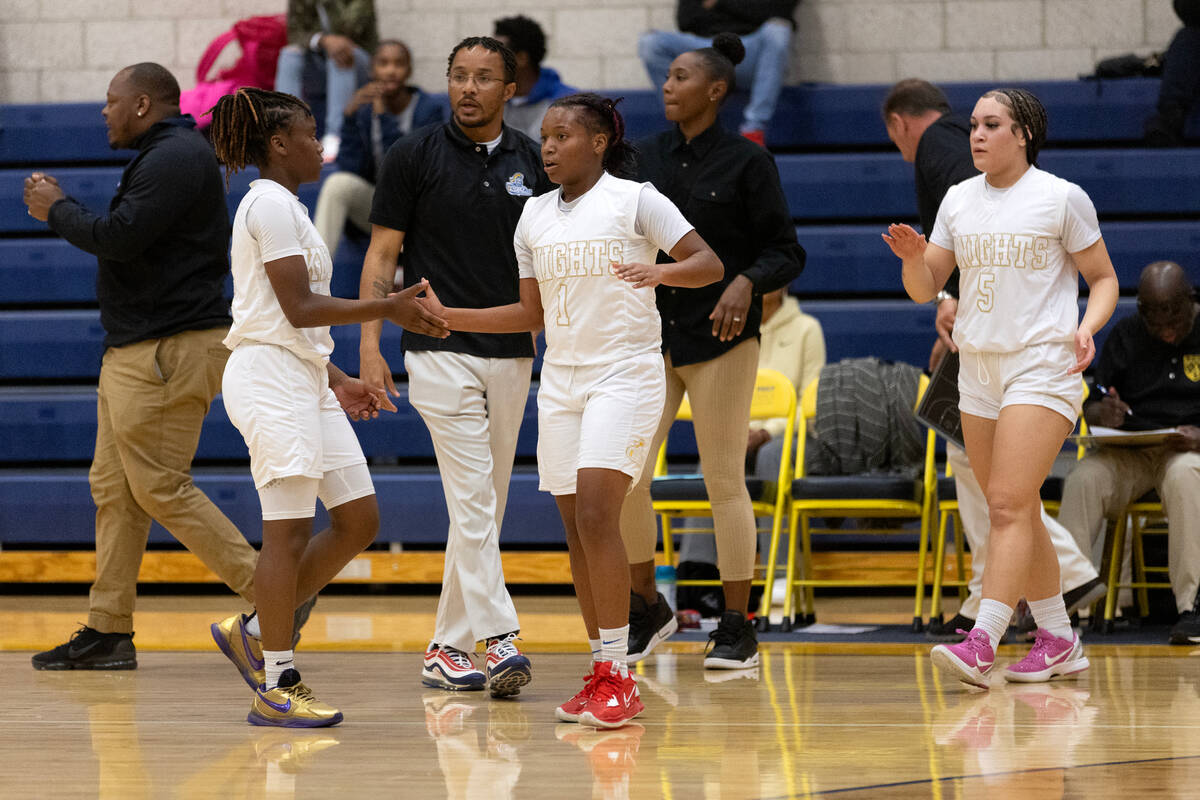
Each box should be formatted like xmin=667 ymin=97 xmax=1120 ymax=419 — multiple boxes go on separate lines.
xmin=620 ymin=33 xmax=805 ymax=667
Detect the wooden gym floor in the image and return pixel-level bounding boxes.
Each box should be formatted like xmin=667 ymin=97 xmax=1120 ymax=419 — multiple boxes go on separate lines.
xmin=2 ymin=592 xmax=1199 ymax=799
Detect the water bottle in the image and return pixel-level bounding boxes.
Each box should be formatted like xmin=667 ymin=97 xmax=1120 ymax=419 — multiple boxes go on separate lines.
xmin=655 ymin=564 xmax=677 ymax=611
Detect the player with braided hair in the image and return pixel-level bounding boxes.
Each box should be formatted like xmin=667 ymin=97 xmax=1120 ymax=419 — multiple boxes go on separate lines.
xmin=884 ymin=88 xmax=1119 ymax=687
xmin=419 ymin=92 xmax=723 ymax=727
xmin=207 ymin=87 xmax=448 ymax=727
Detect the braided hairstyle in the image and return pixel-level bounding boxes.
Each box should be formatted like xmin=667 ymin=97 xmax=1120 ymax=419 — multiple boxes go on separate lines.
xmin=208 ymin=88 xmax=312 ymax=185
xmin=690 ymin=32 xmax=746 ymax=104
xmin=981 ymin=88 xmax=1048 ymax=166
xmin=548 ymin=92 xmax=637 ymax=179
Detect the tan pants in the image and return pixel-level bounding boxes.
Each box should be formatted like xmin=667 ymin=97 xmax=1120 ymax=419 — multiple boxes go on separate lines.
xmin=88 ymin=327 xmax=257 ymax=633
xmin=620 ymin=339 xmax=759 ymax=581
xmin=313 ymin=171 xmax=374 ymax=262
xmin=1057 ymin=447 xmax=1200 ymax=613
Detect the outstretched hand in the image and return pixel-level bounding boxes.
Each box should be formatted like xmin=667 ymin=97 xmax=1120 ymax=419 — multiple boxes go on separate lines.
xmin=881 ymin=223 xmax=927 ymax=261
xmin=388 ymin=279 xmax=450 ymax=338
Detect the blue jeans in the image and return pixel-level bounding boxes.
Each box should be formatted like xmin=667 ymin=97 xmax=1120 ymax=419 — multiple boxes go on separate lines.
xmin=637 ymin=20 xmax=794 ymax=132
xmin=275 ymin=44 xmax=370 ymax=139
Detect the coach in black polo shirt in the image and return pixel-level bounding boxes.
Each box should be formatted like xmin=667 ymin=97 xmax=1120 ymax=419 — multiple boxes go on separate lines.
xmin=1059 ymin=261 xmax=1200 ymax=644
xmin=358 ymin=36 xmax=550 ymax=693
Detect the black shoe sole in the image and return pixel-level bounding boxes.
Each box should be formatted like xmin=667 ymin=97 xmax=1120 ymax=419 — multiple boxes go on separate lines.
xmin=32 ymin=658 xmax=136 ymax=671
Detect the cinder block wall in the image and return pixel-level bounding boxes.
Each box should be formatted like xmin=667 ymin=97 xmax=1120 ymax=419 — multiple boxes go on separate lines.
xmin=0 ymin=0 xmax=1181 ymax=104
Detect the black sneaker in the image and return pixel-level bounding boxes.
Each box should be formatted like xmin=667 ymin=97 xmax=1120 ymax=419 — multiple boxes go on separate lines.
xmin=926 ymin=613 xmax=975 ymax=642
xmin=1063 ymin=578 xmax=1107 ymax=616
xmin=1169 ymin=595 xmax=1200 ymax=645
xmin=703 ymin=611 xmax=759 ymax=670
xmin=627 ymin=591 xmax=678 ymax=664
xmin=32 ymin=626 xmax=136 ymax=671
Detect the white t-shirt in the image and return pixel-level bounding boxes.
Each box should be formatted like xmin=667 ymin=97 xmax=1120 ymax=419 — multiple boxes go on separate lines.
xmin=225 ymin=179 xmax=335 ymax=364
xmin=930 ymin=166 xmax=1101 ymax=353
xmin=515 ymin=172 xmax=694 ymax=367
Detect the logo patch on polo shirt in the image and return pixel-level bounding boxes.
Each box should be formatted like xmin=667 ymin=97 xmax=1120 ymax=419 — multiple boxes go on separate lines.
xmin=1185 ymin=354 xmax=1200 ymax=382
xmin=505 ymin=172 xmax=533 ymax=196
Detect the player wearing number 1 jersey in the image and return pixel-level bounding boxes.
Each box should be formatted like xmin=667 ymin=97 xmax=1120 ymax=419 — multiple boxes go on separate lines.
xmin=420 ymin=93 xmax=722 ymax=727
xmin=884 ymin=88 xmax=1118 ymax=688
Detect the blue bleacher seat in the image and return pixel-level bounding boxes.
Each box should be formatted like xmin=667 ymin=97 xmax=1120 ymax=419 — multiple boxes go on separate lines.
xmin=0 ymin=466 xmax=564 ymax=546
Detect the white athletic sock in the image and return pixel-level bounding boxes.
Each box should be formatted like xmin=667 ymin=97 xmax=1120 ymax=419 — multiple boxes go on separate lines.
xmin=598 ymin=625 xmax=629 ymax=672
xmin=263 ymin=649 xmax=294 ymax=690
xmin=1028 ymin=594 xmax=1074 ymax=641
xmin=589 ymin=637 xmax=602 ymax=661
xmin=244 ymin=611 xmax=260 ymax=639
xmin=973 ymin=599 xmax=1014 ymax=652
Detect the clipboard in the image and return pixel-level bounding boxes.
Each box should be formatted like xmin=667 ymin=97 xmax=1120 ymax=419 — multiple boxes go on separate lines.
xmin=915 ymin=350 xmax=964 ymax=448
xmin=1072 ymin=426 xmax=1181 ymax=447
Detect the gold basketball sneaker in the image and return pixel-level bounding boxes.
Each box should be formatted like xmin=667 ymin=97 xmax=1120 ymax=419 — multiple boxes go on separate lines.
xmin=210 ymin=613 xmax=265 ymax=689
xmin=248 ymin=669 xmax=343 ymax=728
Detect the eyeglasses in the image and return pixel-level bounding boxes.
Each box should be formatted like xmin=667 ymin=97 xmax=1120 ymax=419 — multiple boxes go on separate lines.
xmin=448 ymin=72 xmax=502 ymax=89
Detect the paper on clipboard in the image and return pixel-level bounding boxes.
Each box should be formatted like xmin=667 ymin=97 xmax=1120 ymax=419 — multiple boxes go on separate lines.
xmin=1073 ymin=426 xmax=1181 ymax=446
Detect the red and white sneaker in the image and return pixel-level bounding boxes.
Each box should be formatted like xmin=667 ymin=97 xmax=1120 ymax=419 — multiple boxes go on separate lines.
xmin=1002 ymin=629 xmax=1089 ymax=683
xmin=931 ymin=628 xmax=995 ymax=688
xmin=555 ymin=661 xmax=599 ymax=722
xmin=485 ymin=632 xmax=532 ymax=698
xmin=421 ymin=642 xmax=485 ymax=691
xmin=578 ymin=661 xmax=643 ymax=729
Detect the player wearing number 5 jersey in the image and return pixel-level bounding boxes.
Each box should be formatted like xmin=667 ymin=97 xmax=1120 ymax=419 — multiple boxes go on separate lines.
xmin=884 ymin=89 xmax=1118 ymax=689
xmin=420 ymin=93 xmax=722 ymax=727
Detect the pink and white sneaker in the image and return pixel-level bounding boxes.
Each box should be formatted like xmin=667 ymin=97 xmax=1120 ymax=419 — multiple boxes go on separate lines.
xmin=421 ymin=642 xmax=485 ymax=691
xmin=931 ymin=628 xmax=995 ymax=688
xmin=1002 ymin=628 xmax=1089 ymax=683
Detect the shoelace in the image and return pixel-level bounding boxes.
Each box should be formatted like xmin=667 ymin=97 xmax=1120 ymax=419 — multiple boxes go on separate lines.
xmin=489 ymin=634 xmax=521 ymax=659
xmin=280 ymin=681 xmax=316 ymax=703
xmin=588 ymin=670 xmax=625 ymax=705
xmin=1025 ymin=628 xmax=1060 ymax=658
xmin=955 ymin=629 xmax=992 ymax=657
xmin=705 ymin=619 xmax=741 ymax=653
xmin=441 ymin=646 xmax=475 ymax=669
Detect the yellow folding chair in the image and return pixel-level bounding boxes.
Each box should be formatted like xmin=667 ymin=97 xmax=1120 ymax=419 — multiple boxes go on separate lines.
xmin=1097 ymin=492 xmax=1169 ymax=632
xmin=650 ymin=368 xmax=797 ymax=630
xmin=782 ymin=374 xmax=938 ymax=632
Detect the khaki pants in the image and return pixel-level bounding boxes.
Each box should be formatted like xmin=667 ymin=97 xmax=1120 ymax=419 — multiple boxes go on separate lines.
xmin=88 ymin=327 xmax=257 ymax=633
xmin=313 ymin=171 xmax=374 ymax=262
xmin=1057 ymin=447 xmax=1200 ymax=613
xmin=621 ymin=339 xmax=760 ymax=581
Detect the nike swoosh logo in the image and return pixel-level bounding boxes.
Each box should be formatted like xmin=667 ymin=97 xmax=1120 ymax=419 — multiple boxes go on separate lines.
xmin=259 ymin=693 xmax=291 ymax=714
xmin=976 ymin=657 xmax=993 ymax=669
xmin=1043 ymin=648 xmax=1073 ymax=667
xmin=601 ymin=639 xmax=620 ymax=645
xmin=67 ymin=639 xmax=104 ymax=659
xmin=240 ymin=625 xmax=264 ymax=670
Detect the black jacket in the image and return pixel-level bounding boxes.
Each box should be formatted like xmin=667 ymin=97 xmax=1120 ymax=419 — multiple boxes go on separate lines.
xmin=914 ymin=113 xmax=977 ymax=298
xmin=47 ymin=115 xmax=232 ymax=349
xmin=678 ymin=0 xmax=798 ymax=36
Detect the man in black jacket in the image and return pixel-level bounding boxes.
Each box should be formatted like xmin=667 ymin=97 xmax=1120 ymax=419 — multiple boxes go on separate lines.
xmin=22 ymin=63 xmax=261 ymax=670
xmin=638 ymin=0 xmax=798 ymax=145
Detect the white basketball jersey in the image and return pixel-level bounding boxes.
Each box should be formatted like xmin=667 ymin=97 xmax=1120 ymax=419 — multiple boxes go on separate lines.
xmin=515 ymin=172 xmax=694 ymax=367
xmin=226 ymin=179 xmax=335 ymax=363
xmin=930 ymin=167 xmax=1101 ymax=354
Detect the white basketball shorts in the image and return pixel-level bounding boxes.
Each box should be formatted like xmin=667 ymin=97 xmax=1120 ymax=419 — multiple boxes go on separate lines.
xmin=958 ymin=341 xmax=1082 ymax=424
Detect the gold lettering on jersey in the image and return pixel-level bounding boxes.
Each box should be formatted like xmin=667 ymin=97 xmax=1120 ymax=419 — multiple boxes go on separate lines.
xmin=952 ymin=234 xmax=1055 ymax=271
xmin=532 ymin=239 xmax=625 ymax=282
xmin=301 ymin=246 xmax=332 ymax=283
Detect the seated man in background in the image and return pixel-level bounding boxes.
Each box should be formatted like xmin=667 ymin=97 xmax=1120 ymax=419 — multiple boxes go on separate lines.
xmin=1145 ymin=0 xmax=1200 ymax=146
xmin=1058 ymin=261 xmax=1200 ymax=644
xmin=638 ymin=0 xmax=798 ymax=145
xmin=675 ymin=288 xmax=825 ymax=615
xmin=313 ymin=39 xmax=446 ymax=261
xmin=276 ymin=0 xmax=377 ymax=160
xmin=491 ymin=15 xmax=577 ymax=141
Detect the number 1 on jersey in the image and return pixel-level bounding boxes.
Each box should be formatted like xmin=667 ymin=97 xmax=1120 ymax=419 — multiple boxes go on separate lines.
xmin=555 ymin=283 xmax=571 ymax=326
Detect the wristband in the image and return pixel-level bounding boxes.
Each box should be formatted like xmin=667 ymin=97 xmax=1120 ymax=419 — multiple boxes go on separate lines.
xmin=935 ymin=290 xmax=955 ymax=305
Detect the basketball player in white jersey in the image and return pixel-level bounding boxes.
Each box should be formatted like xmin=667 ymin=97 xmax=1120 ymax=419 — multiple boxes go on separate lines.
xmin=207 ymin=87 xmax=448 ymax=726
xmin=884 ymin=88 xmax=1119 ymax=687
xmin=419 ymin=93 xmax=722 ymax=727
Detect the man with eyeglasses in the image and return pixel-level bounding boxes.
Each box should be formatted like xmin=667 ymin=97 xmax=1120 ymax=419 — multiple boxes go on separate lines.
xmin=358 ymin=36 xmax=550 ymax=695
xmin=1058 ymin=260 xmax=1200 ymax=643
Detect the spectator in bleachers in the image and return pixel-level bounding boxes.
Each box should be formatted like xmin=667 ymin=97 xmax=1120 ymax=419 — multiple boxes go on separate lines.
xmin=621 ymin=33 xmax=805 ymax=670
xmin=492 ymin=15 xmax=578 ymax=141
xmin=313 ymin=40 xmax=446 ymax=261
xmin=882 ymin=79 xmax=1105 ymax=642
xmin=358 ymin=37 xmax=550 ymax=695
xmin=276 ymin=0 xmax=377 ymax=162
xmin=1058 ymin=261 xmax=1200 ymax=644
xmin=20 ymin=63 xmax=268 ymax=671
xmin=1145 ymin=0 xmax=1200 ymax=146
xmin=638 ymin=0 xmax=798 ymax=146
